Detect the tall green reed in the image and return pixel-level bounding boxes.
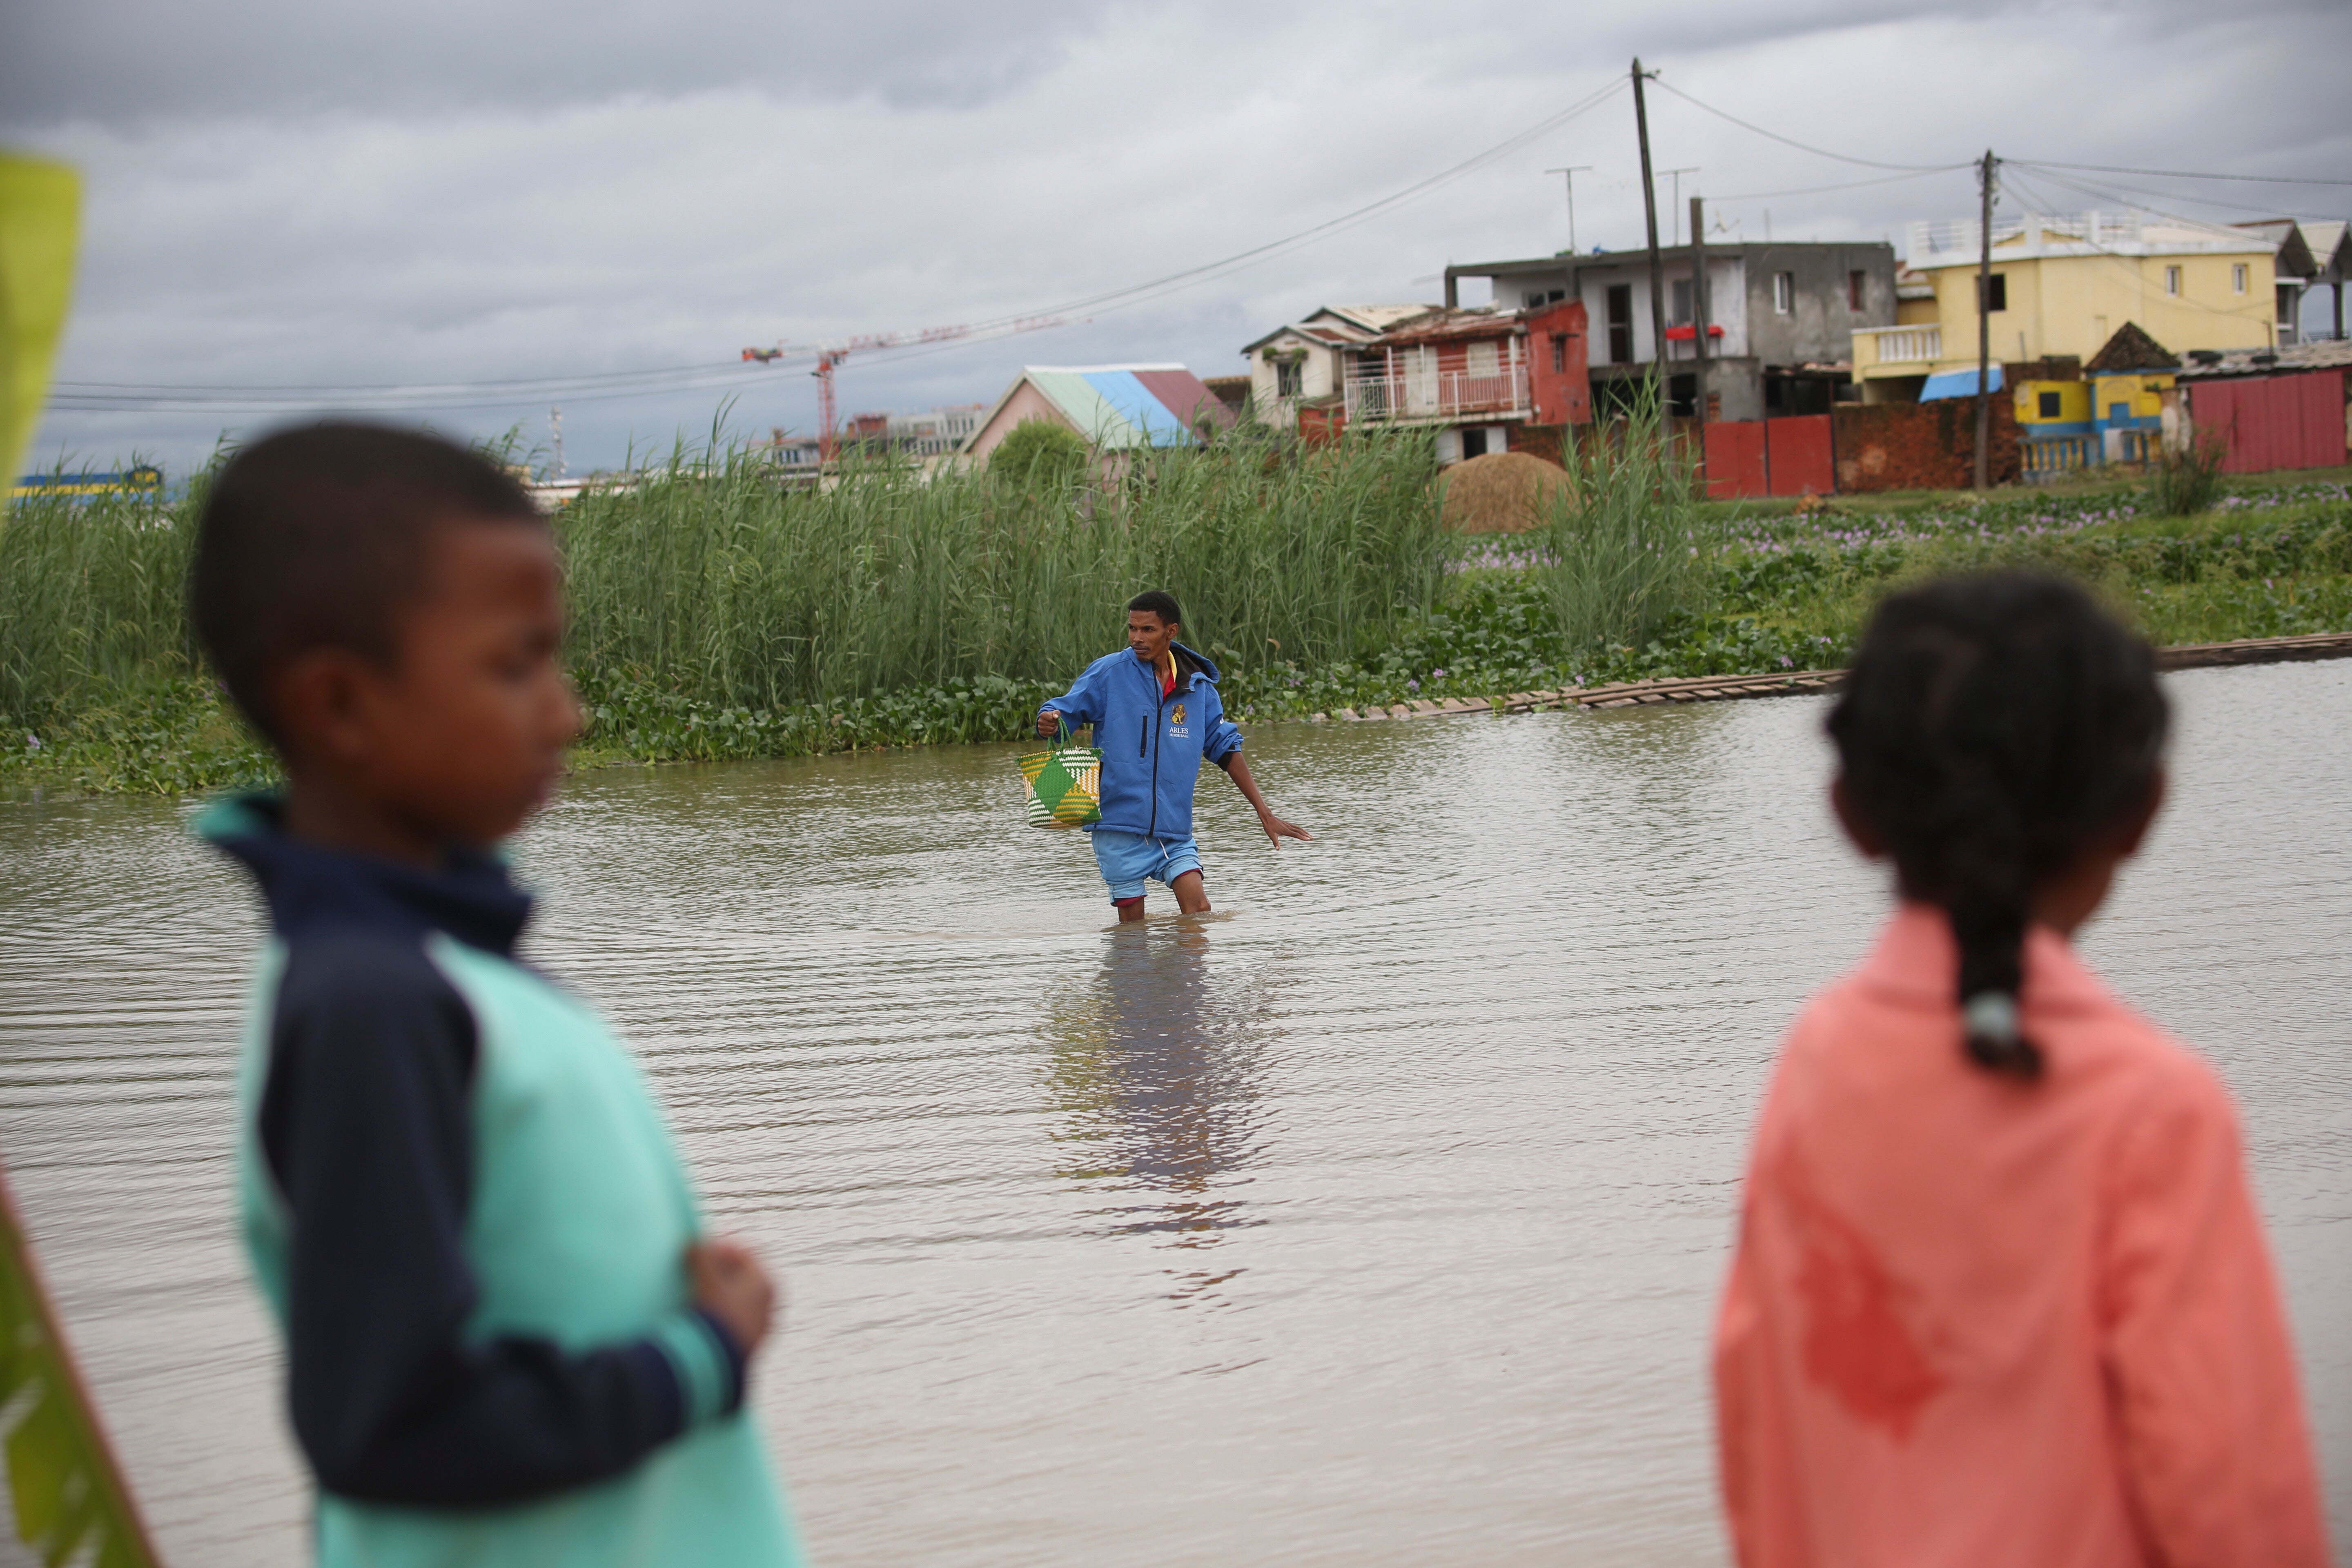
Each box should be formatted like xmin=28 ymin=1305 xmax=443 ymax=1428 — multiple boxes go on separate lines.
xmin=0 ymin=478 xmax=206 ymax=727
xmin=3 ymin=427 xmax=1446 ymax=726
xmin=556 ymin=426 xmax=1447 ymax=706
xmin=1543 ymin=390 xmax=1715 ymax=652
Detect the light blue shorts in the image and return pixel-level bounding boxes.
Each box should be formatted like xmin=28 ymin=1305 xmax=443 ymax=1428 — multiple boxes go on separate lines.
xmin=1089 ymin=830 xmax=1203 ymax=902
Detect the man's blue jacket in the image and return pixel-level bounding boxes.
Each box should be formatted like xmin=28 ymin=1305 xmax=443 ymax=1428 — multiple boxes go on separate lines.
xmin=1041 ymin=643 xmax=1242 ymax=841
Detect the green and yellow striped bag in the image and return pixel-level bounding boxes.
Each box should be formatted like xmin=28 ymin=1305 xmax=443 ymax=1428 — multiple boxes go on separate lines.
xmin=1017 ymin=720 xmax=1102 ymax=830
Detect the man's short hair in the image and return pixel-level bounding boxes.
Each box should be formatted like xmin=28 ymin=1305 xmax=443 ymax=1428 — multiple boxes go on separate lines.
xmin=189 ymin=421 xmax=542 ymax=745
xmin=1127 ymin=589 xmax=1183 ymax=627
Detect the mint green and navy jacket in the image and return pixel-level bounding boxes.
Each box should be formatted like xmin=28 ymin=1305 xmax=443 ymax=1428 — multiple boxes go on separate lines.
xmin=202 ymin=796 xmax=804 ymax=1568
xmin=1040 ymin=642 xmax=1242 ymax=841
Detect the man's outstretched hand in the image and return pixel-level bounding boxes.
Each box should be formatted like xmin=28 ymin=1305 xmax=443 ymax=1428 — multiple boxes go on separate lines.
xmin=1258 ymin=812 xmax=1312 ymax=849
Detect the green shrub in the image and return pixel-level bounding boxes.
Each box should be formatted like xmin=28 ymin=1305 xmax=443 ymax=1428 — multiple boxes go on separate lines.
xmin=987 ymin=418 xmax=1091 ymax=492
xmin=2147 ymin=430 xmax=2227 ymax=516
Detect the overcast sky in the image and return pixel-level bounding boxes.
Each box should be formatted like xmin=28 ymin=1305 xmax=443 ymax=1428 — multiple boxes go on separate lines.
xmin=8 ymin=0 xmax=2348 ymax=474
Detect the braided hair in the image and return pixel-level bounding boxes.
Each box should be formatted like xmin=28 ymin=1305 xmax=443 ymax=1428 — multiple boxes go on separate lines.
xmin=1826 ymin=574 xmax=2168 ymax=1079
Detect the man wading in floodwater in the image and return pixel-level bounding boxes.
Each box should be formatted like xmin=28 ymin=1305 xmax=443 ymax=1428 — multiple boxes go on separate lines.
xmin=1039 ymin=591 xmax=1310 ymax=921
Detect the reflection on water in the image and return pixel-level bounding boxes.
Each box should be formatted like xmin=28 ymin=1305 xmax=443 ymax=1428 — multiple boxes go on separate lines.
xmin=0 ymin=658 xmax=2347 ymax=1568
xmin=1045 ymin=923 xmax=1276 ymax=1281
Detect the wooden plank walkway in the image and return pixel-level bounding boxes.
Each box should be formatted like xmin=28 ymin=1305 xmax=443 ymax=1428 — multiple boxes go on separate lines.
xmin=1302 ymin=630 xmax=2352 ymax=724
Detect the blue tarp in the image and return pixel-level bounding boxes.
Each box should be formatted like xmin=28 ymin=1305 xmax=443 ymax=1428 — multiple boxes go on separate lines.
xmin=1919 ymin=365 xmax=2004 ymax=401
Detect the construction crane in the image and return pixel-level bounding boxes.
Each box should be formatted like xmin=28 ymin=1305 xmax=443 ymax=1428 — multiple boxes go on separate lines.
xmin=741 ymin=315 xmax=1072 ymax=462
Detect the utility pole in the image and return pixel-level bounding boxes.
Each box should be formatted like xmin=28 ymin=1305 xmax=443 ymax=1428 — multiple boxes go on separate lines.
xmin=1660 ymin=168 xmax=1698 ymax=247
xmin=1632 ymin=58 xmax=1668 ymax=400
xmin=549 ymin=406 xmax=564 ymax=480
xmin=1546 ymin=165 xmax=1594 ymax=254
xmin=1690 ymin=195 xmax=1711 ymax=426
xmin=1974 ymin=149 xmax=1997 ymax=492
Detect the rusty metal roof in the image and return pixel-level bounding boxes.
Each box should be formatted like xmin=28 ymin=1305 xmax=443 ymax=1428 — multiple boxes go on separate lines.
xmin=2174 ymin=338 xmax=2352 ymax=379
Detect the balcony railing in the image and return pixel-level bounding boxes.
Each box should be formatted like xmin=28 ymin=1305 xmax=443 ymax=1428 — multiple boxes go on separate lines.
xmin=1852 ymin=324 xmax=1942 ymax=372
xmin=1343 ymin=367 xmax=1530 ymax=423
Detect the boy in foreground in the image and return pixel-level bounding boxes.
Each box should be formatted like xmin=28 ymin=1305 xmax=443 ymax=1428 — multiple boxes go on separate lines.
xmin=190 ymin=424 xmax=803 ymax=1566
xmin=1038 ymin=590 xmax=1308 ymax=921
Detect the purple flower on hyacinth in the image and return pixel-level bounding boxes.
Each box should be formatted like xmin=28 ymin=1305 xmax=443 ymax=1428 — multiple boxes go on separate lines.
xmin=1430 ymin=668 xmax=1448 ymax=679
xmin=1780 ymin=655 xmax=1793 ymax=668
xmin=1407 ymin=679 xmax=1421 ymax=692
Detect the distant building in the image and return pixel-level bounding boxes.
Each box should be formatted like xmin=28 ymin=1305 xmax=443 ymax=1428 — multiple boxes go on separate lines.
xmin=760 ymin=402 xmax=987 ymax=470
xmin=2015 ymin=321 xmax=2180 ymax=477
xmin=1236 ymin=301 xmax=1589 ymax=462
xmin=2302 ymin=221 xmax=2349 ymax=341
xmin=1200 ymin=375 xmax=1251 ymax=418
xmin=961 ymin=365 xmax=1236 ymax=460
xmin=1443 ymin=239 xmax=1898 ymax=422
xmin=885 ymin=403 xmax=987 ymax=455
xmin=2233 ymin=218 xmax=2350 ymax=345
xmin=1855 ymin=212 xmax=2276 ymax=402
xmin=1241 ymin=305 xmax=1434 ymax=428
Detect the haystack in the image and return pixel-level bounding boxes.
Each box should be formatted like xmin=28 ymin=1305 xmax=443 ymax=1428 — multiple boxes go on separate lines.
xmin=1438 ymin=450 xmax=1570 ymax=534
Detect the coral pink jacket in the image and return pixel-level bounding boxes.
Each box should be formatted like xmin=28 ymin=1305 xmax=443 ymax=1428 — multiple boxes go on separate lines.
xmin=1715 ymin=905 xmax=2328 ymax=1568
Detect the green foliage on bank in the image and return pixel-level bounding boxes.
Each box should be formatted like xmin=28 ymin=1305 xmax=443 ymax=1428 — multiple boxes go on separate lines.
xmin=3 ymin=432 xmax=2349 ymax=796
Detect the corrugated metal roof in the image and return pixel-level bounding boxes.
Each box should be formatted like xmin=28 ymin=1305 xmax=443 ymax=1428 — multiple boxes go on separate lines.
xmin=1082 ymin=370 xmax=1192 ymax=443
xmin=1317 ymin=304 xmax=1434 ymax=332
xmin=998 ymin=365 xmax=1231 ymax=448
xmin=1130 ymin=369 xmax=1236 ymax=432
xmin=2175 ymin=338 xmax=2352 ymax=379
xmin=1378 ymin=307 xmax=1519 ymax=346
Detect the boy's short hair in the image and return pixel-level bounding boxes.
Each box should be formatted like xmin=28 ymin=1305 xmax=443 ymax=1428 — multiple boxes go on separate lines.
xmin=1127 ymin=589 xmax=1183 ymax=626
xmin=190 ymin=421 xmax=543 ymax=745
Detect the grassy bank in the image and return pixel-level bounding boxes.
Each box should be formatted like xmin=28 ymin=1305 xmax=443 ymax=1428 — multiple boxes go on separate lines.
xmin=4 ymin=435 xmax=2349 ymax=796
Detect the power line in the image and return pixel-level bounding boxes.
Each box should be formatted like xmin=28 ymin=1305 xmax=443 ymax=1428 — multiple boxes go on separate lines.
xmin=1713 ymin=167 xmax=1963 ymax=203
xmin=2011 ymin=159 xmax=2352 ymax=187
xmin=2004 ymin=160 xmax=2323 ymax=219
xmin=53 ymin=77 xmax=1629 ymax=414
xmin=1646 ymin=77 xmax=1966 ymax=173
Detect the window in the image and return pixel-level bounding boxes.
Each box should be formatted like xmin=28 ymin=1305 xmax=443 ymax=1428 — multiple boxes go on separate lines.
xmin=1550 ymin=333 xmax=1567 ymax=374
xmin=2165 ymin=265 xmax=2182 ymax=296
xmin=1606 ymin=283 xmax=1635 ymax=364
xmin=2038 ymin=391 xmax=2062 ymax=419
xmin=1773 ymin=271 xmax=1794 ymax=314
xmin=2232 ymin=263 xmax=2248 ymax=294
xmin=1522 ymin=288 xmax=1566 ymax=309
xmin=1461 ymin=429 xmax=1489 ymax=460
xmin=1670 ymin=278 xmax=1693 ymax=326
xmin=1466 ymin=340 xmax=1500 ymax=378
xmin=1848 ymin=270 xmax=1868 ymax=311
xmin=2109 ymin=403 xmax=2132 ymax=424
xmin=1273 ymin=357 xmax=1302 ymax=398
xmin=1976 ymin=273 xmax=2007 ymax=312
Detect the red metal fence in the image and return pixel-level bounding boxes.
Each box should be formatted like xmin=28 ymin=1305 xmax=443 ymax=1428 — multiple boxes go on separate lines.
xmin=2188 ymin=372 xmax=2348 ymax=474
xmin=1704 ymin=414 xmax=1833 ymax=499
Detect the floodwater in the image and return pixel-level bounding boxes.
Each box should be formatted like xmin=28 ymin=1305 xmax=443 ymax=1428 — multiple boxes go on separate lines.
xmin=1 ymin=660 xmax=2348 ymax=1567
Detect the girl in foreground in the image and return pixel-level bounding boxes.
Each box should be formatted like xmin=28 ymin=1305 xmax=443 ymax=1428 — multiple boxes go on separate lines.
xmin=1714 ymin=574 xmax=2328 ymax=1566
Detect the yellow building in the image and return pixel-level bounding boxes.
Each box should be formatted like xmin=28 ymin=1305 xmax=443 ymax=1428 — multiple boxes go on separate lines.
xmin=1854 ymin=212 xmax=2275 ymax=398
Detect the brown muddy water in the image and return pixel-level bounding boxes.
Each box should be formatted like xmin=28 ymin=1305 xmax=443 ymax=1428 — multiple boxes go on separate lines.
xmin=1 ymin=660 xmax=2348 ymax=1566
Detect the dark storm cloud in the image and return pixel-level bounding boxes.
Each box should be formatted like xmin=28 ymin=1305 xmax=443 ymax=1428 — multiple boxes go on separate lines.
xmin=0 ymin=0 xmax=1113 ymax=125
xmin=12 ymin=0 xmax=2350 ymax=471
xmin=14 ymin=0 xmax=2326 ymax=127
